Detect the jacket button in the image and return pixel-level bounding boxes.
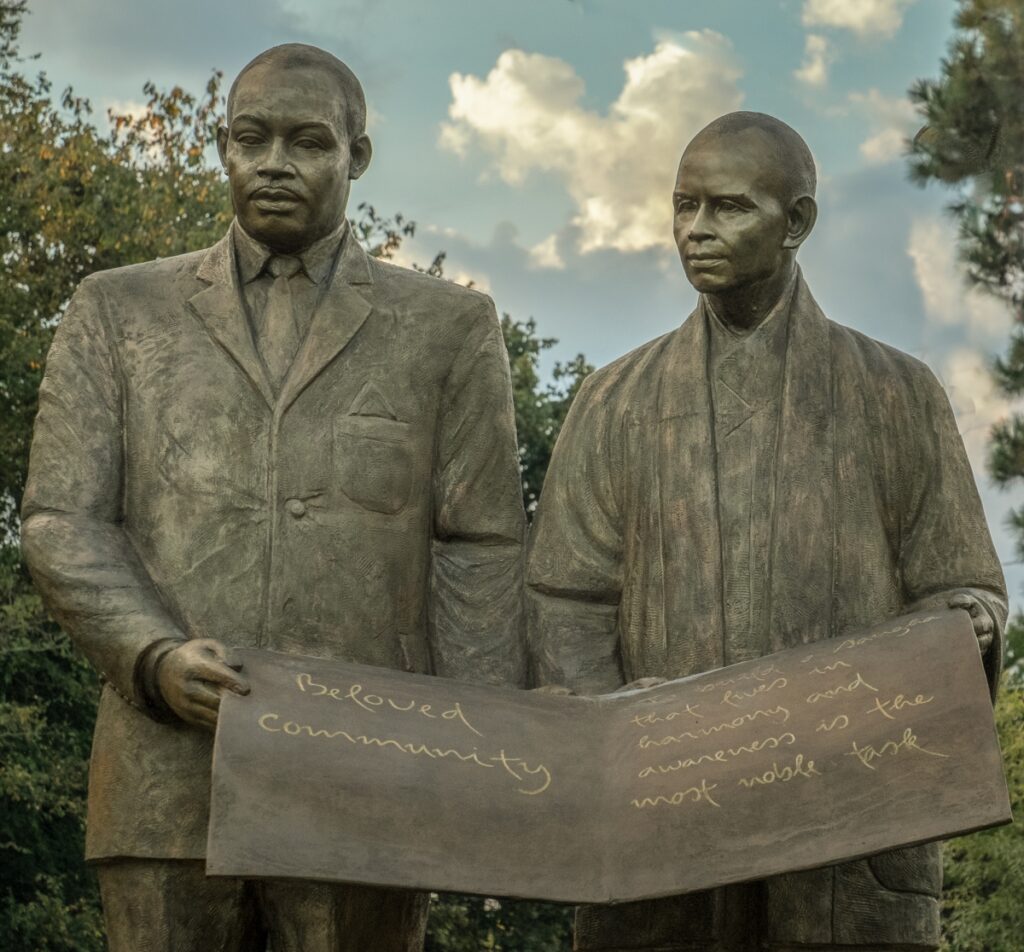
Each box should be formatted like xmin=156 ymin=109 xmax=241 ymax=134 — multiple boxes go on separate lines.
xmin=285 ymin=498 xmax=307 ymax=518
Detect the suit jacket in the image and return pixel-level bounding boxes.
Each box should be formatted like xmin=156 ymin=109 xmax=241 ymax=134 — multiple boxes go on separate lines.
xmin=526 ymin=273 xmax=1006 ymax=948
xmin=22 ymin=225 xmax=527 ymax=861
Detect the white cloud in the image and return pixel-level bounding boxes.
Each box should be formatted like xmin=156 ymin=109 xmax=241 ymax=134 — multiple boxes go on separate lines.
xmin=528 ymin=234 xmax=566 ymax=270
xmin=794 ymin=34 xmax=831 ymax=87
xmin=939 ymin=348 xmax=1013 ymax=470
xmin=439 ymin=32 xmax=744 ymax=254
xmin=907 ymin=216 xmax=1011 ymax=340
xmin=846 ymin=88 xmax=919 ymax=164
xmin=802 ymin=0 xmax=919 ymax=39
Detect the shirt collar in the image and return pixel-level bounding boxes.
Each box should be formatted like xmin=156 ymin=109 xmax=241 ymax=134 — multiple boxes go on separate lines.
xmin=232 ymin=219 xmax=349 ymax=286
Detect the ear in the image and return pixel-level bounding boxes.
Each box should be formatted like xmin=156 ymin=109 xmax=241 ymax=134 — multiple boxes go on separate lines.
xmin=783 ymin=194 xmax=817 ymax=250
xmin=348 ymin=134 xmax=372 ymax=181
xmin=216 ymin=124 xmax=229 ymax=171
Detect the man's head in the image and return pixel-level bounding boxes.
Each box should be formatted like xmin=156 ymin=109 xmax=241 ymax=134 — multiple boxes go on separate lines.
xmin=672 ymin=112 xmax=817 ymax=296
xmin=218 ymin=44 xmax=372 ymax=253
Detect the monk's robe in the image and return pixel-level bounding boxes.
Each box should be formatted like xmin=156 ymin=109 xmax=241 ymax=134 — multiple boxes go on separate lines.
xmin=526 ymin=270 xmax=1006 ymax=951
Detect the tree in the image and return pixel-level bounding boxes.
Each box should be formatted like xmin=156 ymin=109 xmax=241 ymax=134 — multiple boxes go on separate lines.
xmin=907 ymin=0 xmax=1024 ymax=679
xmin=907 ymin=2 xmax=1024 ymax=946
xmin=0 ymin=4 xmax=585 ymax=947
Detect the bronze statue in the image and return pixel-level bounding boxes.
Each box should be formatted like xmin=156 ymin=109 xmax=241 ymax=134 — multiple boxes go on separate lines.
xmin=526 ymin=112 xmax=1006 ymax=952
xmin=22 ymin=43 xmax=526 ymax=951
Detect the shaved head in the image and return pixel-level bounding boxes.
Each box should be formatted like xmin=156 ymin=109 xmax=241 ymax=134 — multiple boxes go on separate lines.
xmin=227 ymin=44 xmax=366 ymax=140
xmin=684 ymin=111 xmax=816 ymax=205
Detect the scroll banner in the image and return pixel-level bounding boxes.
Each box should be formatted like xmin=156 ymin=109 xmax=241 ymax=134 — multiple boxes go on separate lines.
xmin=207 ymin=610 xmax=1011 ymax=903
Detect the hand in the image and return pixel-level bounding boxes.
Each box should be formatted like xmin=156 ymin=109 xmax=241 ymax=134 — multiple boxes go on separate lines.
xmin=156 ymin=639 xmax=250 ymax=731
xmin=613 ymin=676 xmax=667 ymax=694
xmin=947 ymin=592 xmax=995 ymax=657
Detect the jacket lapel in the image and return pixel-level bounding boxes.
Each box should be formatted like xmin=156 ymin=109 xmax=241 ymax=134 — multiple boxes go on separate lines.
xmin=655 ymin=304 xmax=727 ymax=677
xmin=767 ymin=272 xmax=836 ymax=650
xmin=277 ymin=235 xmax=373 ymax=414
xmin=188 ymin=234 xmax=275 ymax=409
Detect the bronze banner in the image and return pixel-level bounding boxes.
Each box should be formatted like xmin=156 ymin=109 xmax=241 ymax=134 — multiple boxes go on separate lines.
xmin=206 ymin=610 xmax=1011 ymax=902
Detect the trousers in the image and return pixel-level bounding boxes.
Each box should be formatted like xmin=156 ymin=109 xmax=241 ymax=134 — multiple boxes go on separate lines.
xmin=96 ymin=860 xmax=430 ymax=952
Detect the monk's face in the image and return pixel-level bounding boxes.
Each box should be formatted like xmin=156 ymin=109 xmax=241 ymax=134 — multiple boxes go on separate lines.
xmin=672 ymin=130 xmax=793 ymax=295
xmin=218 ymin=63 xmax=370 ymax=253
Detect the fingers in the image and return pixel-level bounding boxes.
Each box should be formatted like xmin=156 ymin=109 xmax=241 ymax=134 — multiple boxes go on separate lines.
xmin=189 ymin=641 xmax=250 ymax=695
xmin=947 ymin=593 xmax=980 ymax=618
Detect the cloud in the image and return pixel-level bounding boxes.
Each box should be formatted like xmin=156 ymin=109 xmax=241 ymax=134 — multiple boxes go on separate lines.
xmin=439 ymin=31 xmax=744 ymax=254
xmin=528 ymin=235 xmax=566 ymax=270
xmin=794 ymin=35 xmax=831 ymax=87
xmin=847 ymin=89 xmax=919 ymax=164
xmin=907 ymin=216 xmax=1011 ymax=340
xmin=939 ymin=347 xmax=1014 ymax=469
xmin=801 ymin=0 xmax=919 ymax=39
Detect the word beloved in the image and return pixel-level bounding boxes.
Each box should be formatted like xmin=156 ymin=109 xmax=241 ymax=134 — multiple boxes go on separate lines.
xmin=295 ymin=673 xmax=481 ymax=737
xmin=257 ymin=713 xmax=550 ymax=795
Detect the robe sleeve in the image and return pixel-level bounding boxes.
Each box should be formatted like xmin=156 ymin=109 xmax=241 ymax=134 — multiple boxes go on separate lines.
xmin=428 ymin=295 xmax=527 ymax=687
xmin=21 ymin=276 xmax=187 ymax=712
xmin=899 ymin=364 xmax=1008 ymax=695
xmin=526 ymin=373 xmax=626 ymax=694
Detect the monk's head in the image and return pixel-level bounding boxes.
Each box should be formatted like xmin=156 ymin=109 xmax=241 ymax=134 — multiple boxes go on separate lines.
xmin=672 ymin=112 xmax=817 ymax=296
xmin=218 ymin=44 xmax=373 ymax=254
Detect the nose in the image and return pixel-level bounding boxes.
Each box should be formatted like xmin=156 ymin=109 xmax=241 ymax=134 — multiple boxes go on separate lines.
xmin=687 ymin=204 xmax=714 ymax=242
xmin=257 ymin=138 xmax=294 ymax=179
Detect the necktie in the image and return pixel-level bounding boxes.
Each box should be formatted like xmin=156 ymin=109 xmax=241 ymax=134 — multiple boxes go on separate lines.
xmin=259 ymin=255 xmax=303 ymax=390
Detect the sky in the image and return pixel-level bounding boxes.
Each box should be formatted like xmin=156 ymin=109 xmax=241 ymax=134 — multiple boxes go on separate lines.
xmin=22 ymin=0 xmax=1024 ymax=607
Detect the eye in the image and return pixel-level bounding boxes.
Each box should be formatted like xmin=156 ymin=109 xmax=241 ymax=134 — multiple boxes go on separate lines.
xmin=675 ymin=197 xmax=697 ymax=213
xmin=718 ymin=199 xmax=744 ymax=213
xmin=234 ymin=133 xmax=264 ymax=147
xmin=295 ymin=138 xmax=324 ymax=150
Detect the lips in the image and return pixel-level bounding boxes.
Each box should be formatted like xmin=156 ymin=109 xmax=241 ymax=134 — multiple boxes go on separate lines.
xmin=250 ymin=187 xmax=302 ymax=203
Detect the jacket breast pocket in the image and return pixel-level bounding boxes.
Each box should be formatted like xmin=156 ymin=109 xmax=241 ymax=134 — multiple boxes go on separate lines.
xmin=333 ymin=415 xmax=414 ymax=515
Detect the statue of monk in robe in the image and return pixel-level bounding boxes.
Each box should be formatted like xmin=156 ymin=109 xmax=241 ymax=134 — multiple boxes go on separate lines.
xmin=525 ymin=111 xmax=1006 ymax=952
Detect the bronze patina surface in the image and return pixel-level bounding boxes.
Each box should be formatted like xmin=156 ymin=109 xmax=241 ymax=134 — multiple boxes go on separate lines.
xmin=526 ymin=112 xmax=1008 ymax=951
xmin=207 ymin=610 xmax=1009 ymax=904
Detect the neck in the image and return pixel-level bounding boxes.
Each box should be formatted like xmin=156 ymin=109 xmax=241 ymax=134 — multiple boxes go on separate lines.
xmin=706 ymin=261 xmax=796 ymax=334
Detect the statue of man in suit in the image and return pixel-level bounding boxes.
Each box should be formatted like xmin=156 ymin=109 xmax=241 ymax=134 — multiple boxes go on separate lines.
xmin=22 ymin=44 xmax=526 ymax=951
xmin=526 ymin=112 xmax=1006 ymax=952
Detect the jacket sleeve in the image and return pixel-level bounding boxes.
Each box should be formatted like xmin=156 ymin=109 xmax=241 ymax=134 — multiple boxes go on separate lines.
xmin=900 ymin=365 xmax=1008 ymax=695
xmin=21 ymin=275 xmax=186 ymax=711
xmin=525 ymin=373 xmax=625 ymax=694
xmin=428 ymin=295 xmax=527 ymax=687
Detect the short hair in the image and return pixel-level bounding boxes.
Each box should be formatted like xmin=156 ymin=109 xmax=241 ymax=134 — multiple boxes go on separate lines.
xmin=227 ymin=44 xmax=367 ymax=140
xmin=687 ymin=111 xmax=817 ymax=203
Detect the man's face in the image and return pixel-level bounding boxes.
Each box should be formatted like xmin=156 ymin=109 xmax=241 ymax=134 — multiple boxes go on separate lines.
xmin=218 ymin=64 xmax=368 ymax=252
xmin=672 ymin=131 xmax=791 ymax=295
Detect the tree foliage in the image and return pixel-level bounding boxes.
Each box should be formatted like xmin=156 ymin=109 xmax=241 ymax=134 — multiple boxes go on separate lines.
xmin=908 ymin=0 xmax=1024 ymax=552
xmin=908 ymin=2 xmax=1024 ymax=946
xmin=0 ymin=3 xmax=582 ymax=948
xmin=941 ymin=683 xmax=1024 ymax=950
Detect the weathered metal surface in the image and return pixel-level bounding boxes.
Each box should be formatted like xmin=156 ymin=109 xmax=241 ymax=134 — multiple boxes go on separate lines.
xmin=207 ymin=609 xmax=1010 ymax=903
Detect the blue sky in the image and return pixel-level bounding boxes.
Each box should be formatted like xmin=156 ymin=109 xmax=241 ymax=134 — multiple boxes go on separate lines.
xmin=24 ymin=0 xmax=1024 ymax=606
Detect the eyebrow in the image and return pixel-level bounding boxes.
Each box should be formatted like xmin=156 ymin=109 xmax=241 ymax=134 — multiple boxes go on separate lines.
xmin=230 ymin=115 xmax=337 ymax=137
xmin=673 ymin=189 xmax=752 ymax=201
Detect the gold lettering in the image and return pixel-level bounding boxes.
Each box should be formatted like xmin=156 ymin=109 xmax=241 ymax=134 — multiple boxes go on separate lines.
xmin=866 ymin=693 xmax=935 ymax=721
xmin=258 ymin=712 xmax=282 ymax=732
xmin=631 ymin=778 xmax=720 ymax=809
xmin=809 ymin=661 xmax=852 ymax=675
xmin=806 ymin=672 xmax=878 ymax=704
xmin=722 ymin=678 xmax=788 ymax=707
xmin=638 ymin=733 xmax=798 ymax=778
xmin=738 ymin=755 xmax=821 ymax=788
xmin=630 ymin=703 xmax=701 ymax=727
xmin=638 ymin=706 xmax=791 ymax=749
xmin=846 ymin=728 xmax=949 ymax=770
xmin=815 ymin=715 xmax=850 ymax=732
